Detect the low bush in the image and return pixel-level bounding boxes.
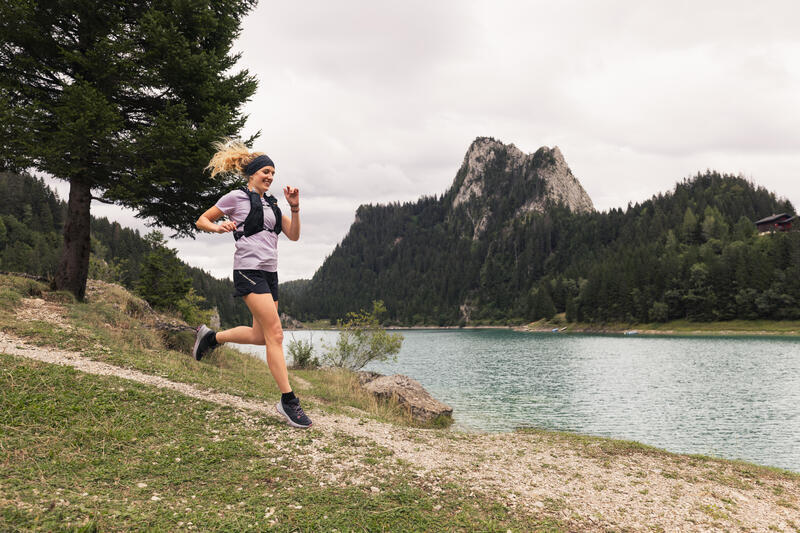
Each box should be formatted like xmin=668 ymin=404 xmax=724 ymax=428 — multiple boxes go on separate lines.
xmin=322 ymin=301 xmax=403 ymax=371
xmin=288 ymin=334 xmax=319 ymax=369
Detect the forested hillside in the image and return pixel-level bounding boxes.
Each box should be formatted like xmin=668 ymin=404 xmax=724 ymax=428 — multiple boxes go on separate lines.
xmin=0 ymin=172 xmax=249 ymax=327
xmin=281 ymin=140 xmax=798 ymax=326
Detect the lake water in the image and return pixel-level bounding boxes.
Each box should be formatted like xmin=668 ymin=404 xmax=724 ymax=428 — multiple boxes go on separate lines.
xmin=231 ymin=329 xmax=800 ymax=472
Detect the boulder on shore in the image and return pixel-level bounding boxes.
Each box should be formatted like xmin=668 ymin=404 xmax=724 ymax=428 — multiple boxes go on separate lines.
xmin=360 ymin=373 xmax=453 ymax=422
xmin=280 ymin=312 xmax=304 ymax=329
xmin=357 ymin=371 xmax=383 ymax=386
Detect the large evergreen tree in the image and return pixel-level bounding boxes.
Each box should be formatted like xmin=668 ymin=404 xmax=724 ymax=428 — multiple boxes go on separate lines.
xmin=0 ymin=172 xmax=251 ymax=328
xmin=0 ymin=0 xmax=258 ymax=300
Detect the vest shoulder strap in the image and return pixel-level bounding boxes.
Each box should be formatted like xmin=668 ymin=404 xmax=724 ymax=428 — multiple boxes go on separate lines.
xmin=232 ymin=187 xmax=282 ymax=240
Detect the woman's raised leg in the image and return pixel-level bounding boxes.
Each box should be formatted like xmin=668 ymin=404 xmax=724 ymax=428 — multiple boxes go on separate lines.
xmin=214 ymin=315 xmax=265 ymax=345
xmin=193 ymin=310 xmax=264 ymax=361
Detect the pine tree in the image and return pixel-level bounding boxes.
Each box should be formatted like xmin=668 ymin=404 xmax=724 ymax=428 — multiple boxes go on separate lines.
xmin=0 ymin=1 xmax=257 ymax=300
xmin=136 ymin=231 xmax=192 ymax=311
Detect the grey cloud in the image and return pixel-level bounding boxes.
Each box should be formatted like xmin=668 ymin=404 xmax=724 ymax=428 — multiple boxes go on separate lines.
xmin=251 ymin=2 xmax=476 ymax=85
xmin=39 ymin=1 xmax=800 ymax=282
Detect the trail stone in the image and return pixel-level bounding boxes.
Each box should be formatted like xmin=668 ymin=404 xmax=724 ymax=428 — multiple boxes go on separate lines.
xmin=362 ymin=374 xmax=453 ymax=422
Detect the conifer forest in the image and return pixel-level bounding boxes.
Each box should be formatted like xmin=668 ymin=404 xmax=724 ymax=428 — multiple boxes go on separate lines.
xmin=2 ymin=169 xmax=798 ymax=327
xmin=281 ymin=171 xmax=799 ymax=325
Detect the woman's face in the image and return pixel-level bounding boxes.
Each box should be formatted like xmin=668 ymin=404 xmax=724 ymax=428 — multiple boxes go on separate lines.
xmin=248 ymin=166 xmax=275 ymax=194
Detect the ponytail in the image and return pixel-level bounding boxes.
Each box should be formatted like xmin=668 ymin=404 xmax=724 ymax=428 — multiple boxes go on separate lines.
xmin=206 ymin=138 xmax=265 ymax=178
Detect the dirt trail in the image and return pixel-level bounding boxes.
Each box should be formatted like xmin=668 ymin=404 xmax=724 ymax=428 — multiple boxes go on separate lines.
xmin=2 ymin=328 xmax=799 ymax=531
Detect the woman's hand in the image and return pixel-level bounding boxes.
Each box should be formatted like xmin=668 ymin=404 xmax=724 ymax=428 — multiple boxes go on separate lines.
xmin=197 ymin=206 xmax=231 ymax=233
xmin=284 ymin=186 xmax=300 ymax=208
xmin=216 ymin=220 xmax=237 ymax=233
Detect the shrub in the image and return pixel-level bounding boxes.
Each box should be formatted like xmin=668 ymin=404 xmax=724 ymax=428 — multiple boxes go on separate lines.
xmin=174 ymin=287 xmax=212 ymax=325
xmin=322 ymin=301 xmax=403 ymax=371
xmin=288 ymin=333 xmax=318 ymax=369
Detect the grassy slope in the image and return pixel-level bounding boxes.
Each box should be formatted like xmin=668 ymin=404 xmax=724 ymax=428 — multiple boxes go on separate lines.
xmin=1 ymin=274 xmax=798 ymax=531
xmin=0 ymin=275 xmax=430 ymax=428
xmin=0 ymin=275 xmax=563 ymax=531
xmin=1 ymin=354 xmax=564 ymax=532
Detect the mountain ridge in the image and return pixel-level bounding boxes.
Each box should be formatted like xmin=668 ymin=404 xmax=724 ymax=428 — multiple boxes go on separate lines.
xmin=282 ymin=138 xmax=798 ymax=326
xmin=445 ymin=137 xmax=593 ymax=240
xmin=450 ymin=137 xmax=593 ymax=213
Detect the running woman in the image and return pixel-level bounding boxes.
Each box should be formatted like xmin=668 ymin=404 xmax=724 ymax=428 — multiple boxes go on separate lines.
xmin=193 ymin=139 xmax=311 ymax=429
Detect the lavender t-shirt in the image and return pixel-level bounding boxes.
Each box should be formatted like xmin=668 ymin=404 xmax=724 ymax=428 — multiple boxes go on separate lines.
xmin=215 ymin=189 xmax=280 ymax=272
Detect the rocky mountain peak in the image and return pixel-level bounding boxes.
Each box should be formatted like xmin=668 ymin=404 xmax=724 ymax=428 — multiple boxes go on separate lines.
xmin=451 ymin=137 xmax=594 ymax=215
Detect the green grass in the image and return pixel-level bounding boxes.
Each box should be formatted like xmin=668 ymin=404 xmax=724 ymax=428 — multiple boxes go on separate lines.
xmin=516 ymin=427 xmax=669 ymax=461
xmin=0 ymin=274 xmax=445 ymax=429
xmin=527 ymin=313 xmax=800 ymax=336
xmin=515 ymin=427 xmax=800 ymax=484
xmin=0 ymin=275 xmax=47 ymax=311
xmin=306 ymin=312 xmax=800 ymax=336
xmin=301 ymin=308 xmax=800 ymax=335
xmin=291 ymin=319 xmax=337 ymax=330
xmin=0 ymin=353 xmax=564 ymax=532
xmin=3 ymin=273 xmax=798 ymax=530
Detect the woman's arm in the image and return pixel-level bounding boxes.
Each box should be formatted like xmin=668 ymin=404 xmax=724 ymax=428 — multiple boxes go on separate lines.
xmin=282 ymin=210 xmax=300 ymax=241
xmin=196 ymin=206 xmax=236 ymax=234
xmin=282 ymin=186 xmax=301 ymax=241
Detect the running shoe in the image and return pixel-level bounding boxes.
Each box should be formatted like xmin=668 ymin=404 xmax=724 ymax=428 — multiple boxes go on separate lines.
xmin=276 ymin=398 xmax=313 ymax=428
xmin=192 ymin=324 xmax=216 ymax=361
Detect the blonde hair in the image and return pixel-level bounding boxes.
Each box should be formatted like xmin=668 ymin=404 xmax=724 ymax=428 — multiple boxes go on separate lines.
xmin=205 ymin=138 xmax=265 ymax=178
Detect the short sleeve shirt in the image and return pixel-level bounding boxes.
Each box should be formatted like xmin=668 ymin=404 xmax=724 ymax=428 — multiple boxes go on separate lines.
xmin=215 ymin=189 xmax=279 ymax=272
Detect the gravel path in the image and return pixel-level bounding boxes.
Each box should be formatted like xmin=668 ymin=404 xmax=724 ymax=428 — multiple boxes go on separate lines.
xmin=3 ymin=323 xmax=799 ymax=531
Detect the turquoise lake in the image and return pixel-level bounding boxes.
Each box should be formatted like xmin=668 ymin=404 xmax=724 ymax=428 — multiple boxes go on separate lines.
xmin=232 ymin=329 xmax=800 ymax=472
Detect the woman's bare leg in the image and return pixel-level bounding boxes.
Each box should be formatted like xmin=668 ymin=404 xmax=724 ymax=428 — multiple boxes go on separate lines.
xmin=241 ymin=292 xmax=291 ymax=393
xmin=214 ymin=299 xmax=278 ymax=345
xmin=215 ymin=315 xmax=265 ymax=345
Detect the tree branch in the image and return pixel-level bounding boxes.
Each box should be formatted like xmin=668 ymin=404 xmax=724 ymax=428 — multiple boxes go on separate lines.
xmin=91 ymin=195 xmax=116 ymax=205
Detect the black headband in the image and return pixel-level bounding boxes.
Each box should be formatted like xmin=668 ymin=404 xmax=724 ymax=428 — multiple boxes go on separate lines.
xmin=243 ymin=154 xmax=275 ymax=176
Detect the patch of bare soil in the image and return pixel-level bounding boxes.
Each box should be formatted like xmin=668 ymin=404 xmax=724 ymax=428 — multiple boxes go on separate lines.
xmin=2 ymin=331 xmax=798 ymax=531
xmin=15 ymin=298 xmax=72 ymax=330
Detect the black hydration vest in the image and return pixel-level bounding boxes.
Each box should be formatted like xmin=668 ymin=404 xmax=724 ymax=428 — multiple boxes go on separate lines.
xmin=232 ymin=187 xmax=282 ymax=241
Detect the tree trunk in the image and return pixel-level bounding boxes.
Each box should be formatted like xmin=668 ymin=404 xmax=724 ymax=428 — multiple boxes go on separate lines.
xmin=55 ymin=177 xmax=92 ymax=300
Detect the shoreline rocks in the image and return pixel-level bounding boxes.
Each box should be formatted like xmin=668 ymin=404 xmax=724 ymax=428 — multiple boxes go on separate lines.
xmin=358 ymin=372 xmax=453 ymax=423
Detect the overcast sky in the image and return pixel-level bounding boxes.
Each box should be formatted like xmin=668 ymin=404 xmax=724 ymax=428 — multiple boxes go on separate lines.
xmin=45 ymin=0 xmax=800 ymax=281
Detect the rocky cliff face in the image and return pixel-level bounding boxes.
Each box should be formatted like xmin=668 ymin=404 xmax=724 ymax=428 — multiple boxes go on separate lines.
xmin=449 ymin=137 xmax=593 ymax=238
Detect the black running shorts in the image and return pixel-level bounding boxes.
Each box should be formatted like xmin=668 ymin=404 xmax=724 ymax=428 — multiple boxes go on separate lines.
xmin=233 ymin=269 xmax=279 ymax=300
